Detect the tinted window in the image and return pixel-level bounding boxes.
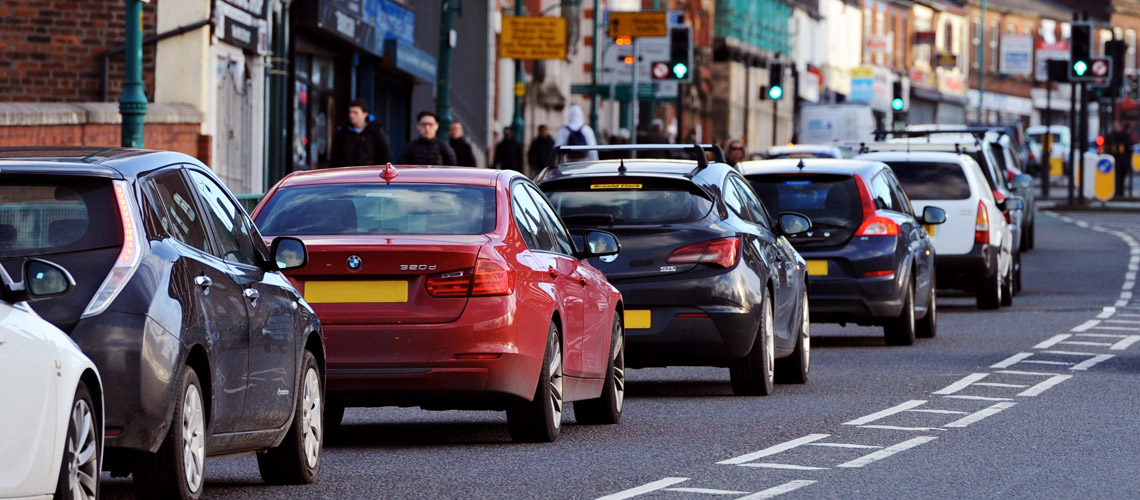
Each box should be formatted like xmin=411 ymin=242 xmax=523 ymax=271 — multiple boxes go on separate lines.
xmin=730 ymin=176 xmax=771 ymax=229
xmin=883 ymin=170 xmax=914 ymax=215
xmin=146 ymin=171 xmax=211 ymax=252
xmin=888 ymin=162 xmax=972 ymax=200
xmin=748 ymin=174 xmax=861 ymax=248
xmin=523 ymin=184 xmax=574 ymax=256
xmin=511 ymin=184 xmax=558 ymax=252
xmin=543 ymin=178 xmax=713 ymax=225
xmin=870 ymin=172 xmax=898 ymax=212
xmin=0 ymin=178 xmax=122 ymax=258
xmin=188 ymin=170 xmax=257 ymax=266
xmin=256 ymin=184 xmax=497 ymax=236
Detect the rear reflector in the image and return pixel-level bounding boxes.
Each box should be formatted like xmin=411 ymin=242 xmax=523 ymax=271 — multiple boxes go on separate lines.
xmin=864 ymin=270 xmax=894 ymax=278
xmin=82 ymin=180 xmax=143 ymax=318
xmin=675 ymin=312 xmax=710 ymax=319
xmin=454 ymin=353 xmax=502 ymax=360
xmin=975 ymin=200 xmax=990 ymax=244
xmin=666 ymin=237 xmax=740 ymax=268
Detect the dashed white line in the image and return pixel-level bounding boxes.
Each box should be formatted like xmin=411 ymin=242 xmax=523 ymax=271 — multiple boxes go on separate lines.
xmin=910 ymin=409 xmax=970 ymax=415
xmin=1058 ymin=341 xmax=1114 ymax=347
xmin=858 ymin=425 xmax=946 ymax=432
xmin=738 ymin=463 xmax=828 ymax=471
xmin=943 ymin=402 xmax=1017 ymax=428
xmin=1071 ymin=354 xmax=1115 ymax=370
xmin=1018 ymin=374 xmax=1072 ymax=396
xmin=1071 ymin=320 xmax=1102 ymax=332
xmin=1021 ymin=360 xmax=1074 ymax=366
xmin=1077 ymin=333 xmax=1132 ymax=338
xmin=974 ymin=382 xmax=1029 ymax=388
xmin=734 ymin=480 xmax=818 ymax=500
xmin=1104 ymin=319 xmax=1140 ymax=324
xmin=807 ymin=442 xmax=882 ymax=449
xmin=664 ymin=488 xmax=747 ymax=495
xmin=718 ymin=434 xmax=830 ymax=465
xmin=844 ymin=400 xmax=927 ymax=426
xmin=991 ymin=352 xmax=1033 ymax=368
xmin=595 ymin=477 xmax=689 ymax=500
xmin=1110 ymin=335 xmax=1140 ymax=350
xmin=1098 ymin=307 xmax=1118 ymax=319
xmin=933 ymin=373 xmax=989 ymax=395
xmin=836 ymin=437 xmax=938 ymax=468
xmin=944 ymin=395 xmax=1015 ymax=401
xmin=1034 ymin=334 xmax=1072 ymax=349
xmin=1084 ymin=325 xmax=1136 ymax=331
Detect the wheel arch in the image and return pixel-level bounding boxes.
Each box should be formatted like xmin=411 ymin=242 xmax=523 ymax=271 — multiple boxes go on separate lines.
xmin=183 ymin=344 xmax=212 ymax=425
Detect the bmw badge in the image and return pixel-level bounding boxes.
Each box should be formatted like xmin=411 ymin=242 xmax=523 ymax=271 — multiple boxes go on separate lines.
xmin=347 ymin=255 xmax=363 ymax=270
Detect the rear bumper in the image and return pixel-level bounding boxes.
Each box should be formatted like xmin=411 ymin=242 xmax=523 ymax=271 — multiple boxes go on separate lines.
xmin=322 ymin=295 xmax=547 ymax=409
xmin=935 ymin=243 xmax=996 ymax=291
xmin=799 ymin=239 xmax=904 ymax=324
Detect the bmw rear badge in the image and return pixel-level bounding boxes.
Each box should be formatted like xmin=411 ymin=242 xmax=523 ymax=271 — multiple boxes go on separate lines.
xmin=347 ymin=255 xmax=363 ymax=270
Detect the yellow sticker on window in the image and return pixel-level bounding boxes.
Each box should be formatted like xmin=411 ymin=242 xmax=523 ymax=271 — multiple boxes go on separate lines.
xmin=590 ymin=183 xmax=643 ymax=189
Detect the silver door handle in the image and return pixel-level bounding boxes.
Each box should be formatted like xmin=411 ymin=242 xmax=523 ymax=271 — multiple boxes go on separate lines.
xmin=243 ymin=288 xmax=260 ymax=301
xmin=195 ymin=275 xmax=212 ymax=288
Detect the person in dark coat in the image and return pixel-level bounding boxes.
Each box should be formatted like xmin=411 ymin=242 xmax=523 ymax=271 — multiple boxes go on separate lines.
xmin=397 ymin=111 xmax=457 ymax=165
xmin=493 ymin=127 xmax=524 ymax=173
xmin=449 ymin=121 xmax=477 ymax=167
xmin=527 ymin=124 xmax=555 ymax=172
xmin=329 ymin=98 xmax=392 ymax=168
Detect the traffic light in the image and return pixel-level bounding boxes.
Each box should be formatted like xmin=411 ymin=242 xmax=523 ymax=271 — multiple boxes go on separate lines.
xmin=767 ymin=61 xmax=784 ymax=100
xmin=891 ymin=81 xmax=904 ymax=111
xmin=1070 ymin=22 xmax=1092 ymax=80
xmin=666 ymin=25 xmax=692 ymax=81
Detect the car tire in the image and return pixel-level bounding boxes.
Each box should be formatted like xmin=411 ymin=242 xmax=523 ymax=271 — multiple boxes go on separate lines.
xmin=884 ymin=278 xmax=916 ymax=346
xmin=133 ymin=366 xmax=206 ymax=500
xmin=257 ymin=350 xmax=323 ymax=485
xmin=977 ymin=265 xmax=1002 ymax=310
xmin=55 ymin=381 xmax=99 ymax=500
xmin=730 ymin=292 xmax=775 ymax=396
xmin=507 ymin=323 xmax=563 ymax=442
xmin=775 ymin=289 xmax=810 ymax=384
xmin=574 ymin=313 xmax=625 ymax=425
xmin=916 ymin=274 xmax=937 ymax=339
xmin=1028 ymin=221 xmax=1035 ymax=250
xmin=1001 ymin=260 xmax=1014 ymax=307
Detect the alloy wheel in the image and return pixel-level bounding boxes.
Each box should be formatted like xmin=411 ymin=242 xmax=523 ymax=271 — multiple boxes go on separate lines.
xmin=613 ymin=331 xmax=625 ymax=413
xmin=301 ymin=366 xmax=323 ymax=468
xmin=182 ymin=384 xmax=206 ymax=494
xmin=67 ymin=397 xmax=99 ymax=500
xmin=549 ymin=342 xmax=564 ymax=430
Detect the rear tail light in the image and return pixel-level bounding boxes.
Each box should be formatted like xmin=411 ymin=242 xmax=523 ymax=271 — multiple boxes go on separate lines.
xmin=82 ymin=180 xmax=143 ymax=318
xmin=666 ymin=237 xmax=741 ymax=268
xmin=851 ymin=174 xmax=898 ymax=236
xmin=975 ymin=200 xmax=990 ymax=244
xmin=864 ymin=270 xmax=895 ymax=278
xmin=425 ymin=259 xmax=515 ymax=297
xmin=993 ymin=190 xmax=1012 ymax=223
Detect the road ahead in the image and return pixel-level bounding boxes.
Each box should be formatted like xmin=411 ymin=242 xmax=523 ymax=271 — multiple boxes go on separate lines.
xmin=102 ymin=209 xmax=1140 ymax=500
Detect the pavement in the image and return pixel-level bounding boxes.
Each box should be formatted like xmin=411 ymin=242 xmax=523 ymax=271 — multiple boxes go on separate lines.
xmin=1038 ymin=195 xmax=1140 ymax=213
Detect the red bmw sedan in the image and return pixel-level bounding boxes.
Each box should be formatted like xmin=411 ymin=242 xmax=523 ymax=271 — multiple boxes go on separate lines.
xmin=251 ymin=165 xmax=624 ymax=442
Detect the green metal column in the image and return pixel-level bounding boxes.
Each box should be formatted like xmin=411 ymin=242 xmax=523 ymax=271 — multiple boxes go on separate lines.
xmin=437 ymin=0 xmax=456 ymax=132
xmin=589 ymin=0 xmax=599 ymax=131
xmin=120 ymin=0 xmax=147 ymax=148
xmin=511 ymin=1 xmax=525 ymax=139
xmin=266 ymin=1 xmax=290 ymax=188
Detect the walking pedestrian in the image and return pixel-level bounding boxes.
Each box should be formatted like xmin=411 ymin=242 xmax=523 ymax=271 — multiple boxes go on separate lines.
xmin=397 ymin=111 xmax=458 ymax=165
xmin=527 ymin=124 xmax=555 ymax=172
xmin=493 ymin=127 xmax=524 ymax=173
xmin=329 ymin=98 xmax=392 ymax=167
xmin=725 ymin=139 xmax=746 ymax=167
xmin=554 ymin=104 xmax=598 ymax=161
xmin=449 ymin=121 xmax=477 ymax=167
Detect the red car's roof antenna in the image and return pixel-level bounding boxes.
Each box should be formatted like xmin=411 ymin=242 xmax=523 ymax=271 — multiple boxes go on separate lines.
xmin=380 ymin=163 xmax=398 ymax=184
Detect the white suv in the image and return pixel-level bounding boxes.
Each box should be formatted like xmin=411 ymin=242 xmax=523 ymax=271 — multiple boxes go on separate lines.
xmin=856 ymin=151 xmax=1016 ymax=309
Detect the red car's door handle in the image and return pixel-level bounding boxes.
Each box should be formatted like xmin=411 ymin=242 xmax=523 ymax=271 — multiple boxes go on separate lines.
xmin=548 ymin=266 xmax=559 ymax=278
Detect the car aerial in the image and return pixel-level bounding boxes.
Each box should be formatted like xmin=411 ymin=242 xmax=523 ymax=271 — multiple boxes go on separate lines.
xmin=536 ymin=144 xmax=813 ymax=396
xmin=0 ymin=258 xmax=102 ymax=500
xmin=251 ymin=164 xmax=624 ymax=443
xmin=0 ymin=147 xmax=325 ymax=500
xmin=739 ymin=158 xmax=946 ymax=345
xmin=764 ymin=144 xmax=846 ymax=160
xmin=855 ymin=150 xmax=1017 ymax=310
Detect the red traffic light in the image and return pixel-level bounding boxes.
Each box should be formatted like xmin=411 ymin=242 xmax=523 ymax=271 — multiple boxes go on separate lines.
xmin=1096 ymin=135 xmax=1105 ymax=146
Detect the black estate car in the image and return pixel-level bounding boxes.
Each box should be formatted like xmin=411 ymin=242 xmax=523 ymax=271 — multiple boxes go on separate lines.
xmin=0 ymin=147 xmax=325 ymax=499
xmin=740 ymin=159 xmax=946 ymax=345
xmin=537 ymin=144 xmax=812 ymax=396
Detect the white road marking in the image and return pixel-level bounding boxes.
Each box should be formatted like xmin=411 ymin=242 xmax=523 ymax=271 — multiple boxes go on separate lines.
xmin=858 ymin=425 xmax=946 ymax=432
xmin=1058 ymin=341 xmax=1114 ymax=347
xmin=664 ymin=488 xmax=747 ymax=495
xmin=1022 ymin=360 xmax=1074 ymax=366
xmin=1018 ymin=374 xmax=1072 ymax=396
xmin=1099 ymin=307 xmax=1118 ymax=318
xmin=836 ymin=437 xmax=938 ymax=468
xmin=1104 ymin=319 xmax=1140 ymax=324
xmin=974 ymin=382 xmax=1029 ymax=388
xmin=1077 ymin=333 xmax=1131 ymax=338
xmin=943 ymin=402 xmax=1017 ymax=428
xmin=807 ymin=442 xmax=882 ymax=449
xmin=1071 ymin=354 xmax=1115 ymax=370
xmin=991 ymin=353 xmax=1033 ymax=368
xmin=595 ymin=478 xmax=689 ymax=500
xmin=1125 ymin=281 xmax=1135 ymax=291
xmin=718 ymin=434 xmax=830 ymax=465
xmin=735 ymin=480 xmax=818 ymax=500
xmin=933 ymin=373 xmax=989 ymax=395
xmin=1087 ymin=325 xmax=1137 ymax=331
xmin=1110 ymin=335 xmax=1140 ymax=350
xmin=1043 ymin=350 xmax=1110 ymax=356
xmin=1071 ymin=320 xmax=1101 ymax=332
xmin=997 ymin=369 xmax=1057 ymax=376
xmin=910 ymin=409 xmax=970 ymax=415
xmin=738 ymin=463 xmax=828 ymax=471
xmin=844 ymin=400 xmax=926 ymax=425
xmin=1034 ymin=334 xmax=1072 ymax=349
xmin=945 ymin=395 xmax=1015 ymax=401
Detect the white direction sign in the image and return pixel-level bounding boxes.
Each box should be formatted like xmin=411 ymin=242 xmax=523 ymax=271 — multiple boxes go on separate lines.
xmin=601 ymin=37 xmax=669 ymax=83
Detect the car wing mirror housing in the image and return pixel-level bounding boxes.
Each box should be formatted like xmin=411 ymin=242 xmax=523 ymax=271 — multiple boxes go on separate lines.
xmin=4 ymin=258 xmax=76 ymax=302
xmin=921 ymin=206 xmax=947 ymax=225
xmin=778 ymin=212 xmax=812 ymax=235
xmin=1012 ymin=173 xmax=1033 ymax=190
xmin=271 ymin=237 xmax=309 ymax=271
xmin=581 ymin=230 xmax=621 ymax=259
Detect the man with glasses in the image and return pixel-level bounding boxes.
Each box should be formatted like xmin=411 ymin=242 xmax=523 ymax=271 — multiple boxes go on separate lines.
xmin=397 ymin=111 xmax=458 ymax=165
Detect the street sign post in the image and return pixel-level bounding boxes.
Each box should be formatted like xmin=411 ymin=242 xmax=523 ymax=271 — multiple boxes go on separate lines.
xmin=1094 ymin=155 xmax=1115 ymax=201
xmin=608 ymin=12 xmax=667 ymax=38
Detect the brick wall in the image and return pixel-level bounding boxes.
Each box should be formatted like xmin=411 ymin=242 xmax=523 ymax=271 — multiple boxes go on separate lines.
xmin=0 ymin=123 xmax=199 ymax=157
xmin=0 ymin=0 xmax=158 ymax=102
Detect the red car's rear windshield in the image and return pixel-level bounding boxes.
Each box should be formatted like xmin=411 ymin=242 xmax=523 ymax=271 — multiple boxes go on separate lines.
xmin=0 ymin=179 xmax=122 ymax=258
xmin=255 ymin=183 xmax=497 ymax=235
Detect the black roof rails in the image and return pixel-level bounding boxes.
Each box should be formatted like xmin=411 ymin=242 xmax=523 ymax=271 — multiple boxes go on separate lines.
xmin=548 ymin=144 xmax=726 ymax=171
xmin=872 ymin=126 xmax=1008 ymax=142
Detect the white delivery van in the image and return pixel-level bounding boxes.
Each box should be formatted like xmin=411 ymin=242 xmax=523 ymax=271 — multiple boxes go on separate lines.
xmin=798 ymin=104 xmax=877 ymax=145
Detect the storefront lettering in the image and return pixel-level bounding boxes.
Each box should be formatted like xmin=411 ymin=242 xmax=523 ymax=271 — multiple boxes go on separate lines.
xmin=336 ymin=10 xmax=356 ymax=39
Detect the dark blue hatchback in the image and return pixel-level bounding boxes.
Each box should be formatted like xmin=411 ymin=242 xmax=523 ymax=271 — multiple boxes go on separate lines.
xmin=740 ymin=159 xmax=946 ymax=346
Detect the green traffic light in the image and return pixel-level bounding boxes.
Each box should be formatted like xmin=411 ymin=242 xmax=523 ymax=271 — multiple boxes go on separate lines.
xmin=768 ymin=85 xmax=783 ymax=100
xmin=672 ymin=62 xmax=688 ymax=79
xmin=892 ymin=98 xmax=904 ymax=111
xmin=1074 ymin=60 xmax=1088 ymax=76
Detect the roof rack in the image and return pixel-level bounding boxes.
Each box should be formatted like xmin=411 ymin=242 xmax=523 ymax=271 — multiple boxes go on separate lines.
xmin=549 ymin=144 xmax=726 ymax=171
xmin=859 ymin=141 xmax=971 ymax=155
xmin=872 ymin=126 xmax=1009 ymax=142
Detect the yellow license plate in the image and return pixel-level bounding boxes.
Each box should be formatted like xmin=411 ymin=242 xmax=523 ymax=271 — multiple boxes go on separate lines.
xmin=625 ymin=310 xmax=651 ymax=329
xmin=924 ymin=224 xmax=935 ymax=236
xmin=806 ymin=260 xmax=828 ymax=276
xmin=304 ymin=281 xmax=408 ymax=303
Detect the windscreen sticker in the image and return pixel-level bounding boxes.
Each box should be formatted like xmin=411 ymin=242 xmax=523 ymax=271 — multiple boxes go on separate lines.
xmin=591 ymin=183 xmax=643 ymax=189
xmin=784 ymin=180 xmax=813 ymax=186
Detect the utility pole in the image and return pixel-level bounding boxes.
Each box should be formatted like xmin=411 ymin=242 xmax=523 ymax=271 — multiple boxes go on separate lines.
xmin=511 ymin=0 xmax=525 ymax=140
xmin=436 ymin=0 xmax=458 ymax=133
xmin=976 ymin=0 xmax=986 ymax=120
xmin=589 ymin=0 xmax=599 ymax=131
xmin=120 ymin=0 xmax=147 ymax=148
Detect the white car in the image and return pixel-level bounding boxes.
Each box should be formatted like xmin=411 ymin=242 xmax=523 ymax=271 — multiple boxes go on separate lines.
xmin=0 ymin=259 xmax=102 ymax=500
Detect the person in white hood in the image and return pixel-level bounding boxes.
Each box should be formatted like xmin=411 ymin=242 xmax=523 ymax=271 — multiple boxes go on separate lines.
xmin=554 ymin=104 xmax=599 ymax=161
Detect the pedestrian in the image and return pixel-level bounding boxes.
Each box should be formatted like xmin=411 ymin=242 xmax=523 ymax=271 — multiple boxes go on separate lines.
xmin=397 ymin=111 xmax=458 ymax=165
xmin=641 ymin=118 xmax=670 ymax=144
xmin=725 ymin=139 xmax=746 ymax=167
xmin=554 ymin=104 xmax=598 ymax=161
xmin=493 ymin=126 xmax=525 ymax=173
xmin=527 ymin=124 xmax=555 ymax=172
xmin=449 ymin=121 xmax=477 ymax=167
xmin=329 ymin=98 xmax=392 ymax=168
xmin=1108 ymin=122 xmax=1134 ymax=194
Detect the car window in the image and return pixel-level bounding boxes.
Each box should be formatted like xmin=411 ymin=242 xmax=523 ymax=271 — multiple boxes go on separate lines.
xmin=146 ymin=170 xmax=212 ymax=253
xmin=888 ymin=161 xmax=972 ymax=200
xmin=0 ymin=178 xmax=123 ymax=259
xmin=869 ymin=172 xmax=897 ymax=211
xmin=730 ymin=176 xmax=771 ymax=229
xmin=523 ymin=184 xmax=575 ymax=256
xmin=748 ymin=173 xmax=861 ymax=248
xmin=723 ymin=177 xmax=750 ymax=221
xmin=187 ymin=169 xmax=257 ymax=266
xmin=543 ymin=178 xmax=713 ymax=225
xmin=511 ymin=184 xmax=558 ymax=252
xmin=883 ymin=170 xmax=914 ymax=215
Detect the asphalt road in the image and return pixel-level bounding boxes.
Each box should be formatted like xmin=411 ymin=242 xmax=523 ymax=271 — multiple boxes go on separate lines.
xmin=101 ymin=209 xmax=1140 ymax=500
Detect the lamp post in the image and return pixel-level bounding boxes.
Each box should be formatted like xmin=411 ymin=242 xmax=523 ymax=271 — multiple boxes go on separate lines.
xmin=437 ymin=0 xmax=458 ymax=133
xmin=120 ymin=0 xmax=147 ymax=148
xmin=511 ymin=0 xmax=525 ymax=140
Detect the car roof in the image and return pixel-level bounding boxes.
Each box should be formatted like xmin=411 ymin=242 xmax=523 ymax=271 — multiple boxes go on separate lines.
xmin=855 ymin=151 xmax=971 ymax=164
xmin=767 ymin=144 xmax=842 ymax=155
xmin=273 ymin=165 xmax=520 ymax=189
xmin=0 ymin=146 xmax=200 ymax=179
xmin=736 ymin=158 xmax=883 ymax=177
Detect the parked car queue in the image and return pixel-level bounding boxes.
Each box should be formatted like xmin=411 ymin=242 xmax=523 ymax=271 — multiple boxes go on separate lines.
xmin=0 ymin=133 xmax=1034 ymax=499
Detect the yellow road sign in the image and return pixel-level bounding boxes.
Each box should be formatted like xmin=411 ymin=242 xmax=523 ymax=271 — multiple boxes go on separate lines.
xmin=608 ymin=12 xmax=667 ymax=38
xmin=1050 ymin=157 xmax=1063 ymax=178
xmin=501 ymin=17 xmax=567 ymax=60
xmin=1094 ymin=155 xmax=1115 ymax=202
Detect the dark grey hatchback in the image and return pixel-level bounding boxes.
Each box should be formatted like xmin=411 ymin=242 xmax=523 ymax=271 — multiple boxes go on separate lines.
xmin=0 ymin=147 xmax=325 ymax=499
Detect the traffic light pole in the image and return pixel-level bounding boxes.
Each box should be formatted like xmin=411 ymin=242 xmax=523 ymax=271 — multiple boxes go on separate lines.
xmin=120 ymin=0 xmax=147 ymax=148
xmin=630 ymin=38 xmax=639 ymax=145
xmin=1068 ymin=75 xmax=1077 ymax=205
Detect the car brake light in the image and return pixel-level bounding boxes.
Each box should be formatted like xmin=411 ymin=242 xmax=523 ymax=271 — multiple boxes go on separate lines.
xmin=666 ymin=237 xmax=740 ymax=268
xmin=975 ymin=200 xmax=990 ymax=244
xmin=82 ymin=180 xmax=143 ymax=318
xmin=471 ymin=259 xmax=514 ymax=296
xmin=425 ymin=269 xmax=472 ymax=297
xmin=852 ymin=174 xmax=897 ymax=236
xmin=864 ymin=270 xmax=894 ymax=278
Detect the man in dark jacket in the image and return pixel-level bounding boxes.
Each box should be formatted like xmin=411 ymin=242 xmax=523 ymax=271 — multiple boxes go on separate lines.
xmin=527 ymin=124 xmax=555 ymax=173
xmin=449 ymin=121 xmax=477 ymax=167
xmin=493 ymin=127 xmax=524 ymax=173
xmin=397 ymin=111 xmax=457 ymax=165
xmin=330 ymin=98 xmax=392 ymax=167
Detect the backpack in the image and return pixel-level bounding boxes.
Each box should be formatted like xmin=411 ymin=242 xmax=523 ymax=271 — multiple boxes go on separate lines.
xmin=566 ymin=126 xmax=588 ymax=146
